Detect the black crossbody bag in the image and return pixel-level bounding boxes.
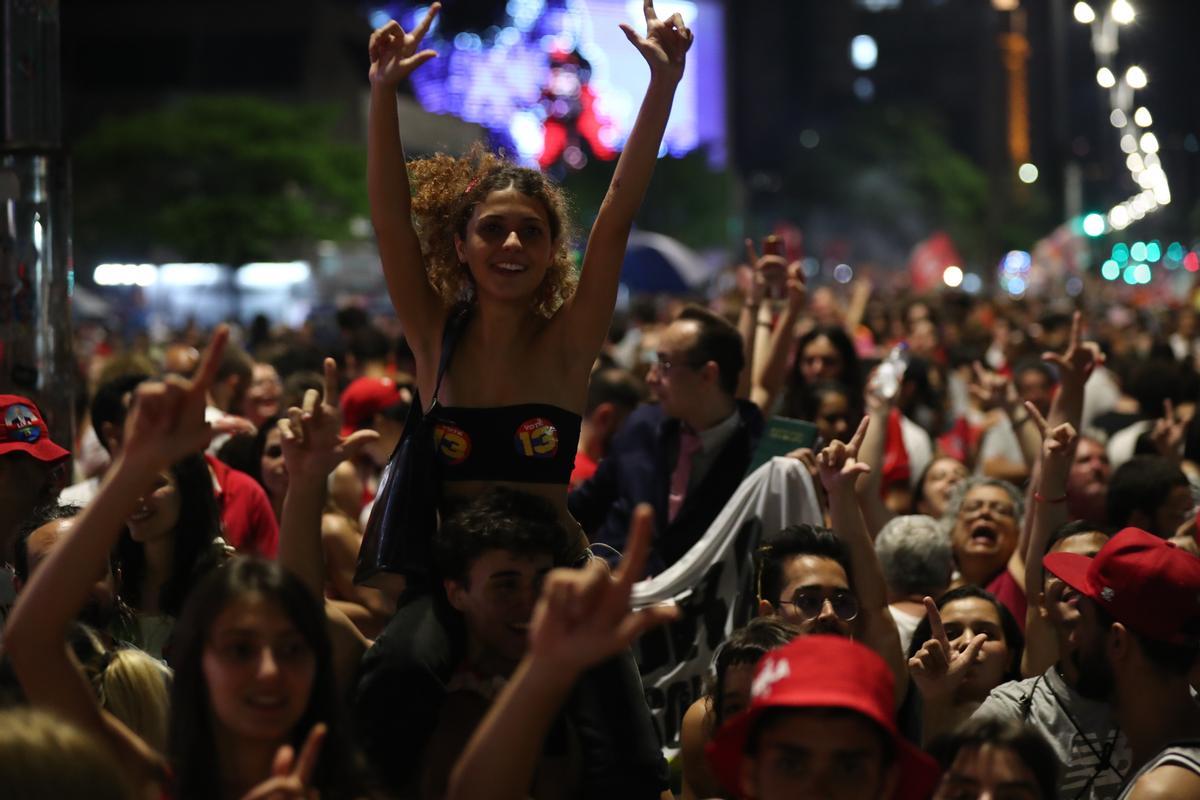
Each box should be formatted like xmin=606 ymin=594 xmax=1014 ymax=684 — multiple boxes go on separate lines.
xmin=355 ymin=304 xmax=471 ymax=589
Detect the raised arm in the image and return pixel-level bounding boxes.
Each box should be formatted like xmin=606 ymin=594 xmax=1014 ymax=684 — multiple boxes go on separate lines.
xmin=446 ymin=507 xmax=677 ymax=800
xmin=368 ymin=5 xmax=447 ymax=353
xmin=735 ymin=240 xmax=769 ymax=401
xmin=854 ymin=379 xmax=897 ymax=539
xmin=751 ymin=263 xmax=807 ymax=413
xmin=558 ymin=1 xmax=692 ymax=360
xmin=4 ymin=327 xmax=229 ymax=787
xmin=1020 ymin=403 xmax=1077 ymax=677
xmin=816 ymin=418 xmax=908 ymax=702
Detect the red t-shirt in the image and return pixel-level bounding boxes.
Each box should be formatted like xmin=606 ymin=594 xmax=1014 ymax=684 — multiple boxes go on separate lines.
xmin=986 ymin=568 xmax=1027 ymax=632
xmin=570 ymin=450 xmax=599 ymax=490
xmin=206 ymin=455 xmax=279 ymax=559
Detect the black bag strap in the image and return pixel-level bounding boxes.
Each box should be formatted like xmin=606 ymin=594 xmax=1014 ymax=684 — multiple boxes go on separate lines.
xmin=428 ymin=303 xmax=471 ymax=410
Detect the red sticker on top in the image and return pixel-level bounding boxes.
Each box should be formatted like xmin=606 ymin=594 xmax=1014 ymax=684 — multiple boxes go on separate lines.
xmin=434 ymin=422 xmax=472 ymax=466
xmin=514 ymin=417 xmax=559 ymax=459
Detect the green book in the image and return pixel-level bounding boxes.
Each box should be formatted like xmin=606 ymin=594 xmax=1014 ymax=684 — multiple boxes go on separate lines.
xmin=749 ymin=416 xmax=820 ymax=473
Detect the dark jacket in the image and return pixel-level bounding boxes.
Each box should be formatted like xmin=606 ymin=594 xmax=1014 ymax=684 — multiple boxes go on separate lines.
xmin=569 ymin=399 xmax=765 ymax=573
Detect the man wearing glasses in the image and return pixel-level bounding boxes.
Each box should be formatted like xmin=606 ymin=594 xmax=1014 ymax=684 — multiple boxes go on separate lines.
xmin=570 ymin=305 xmax=764 ymax=574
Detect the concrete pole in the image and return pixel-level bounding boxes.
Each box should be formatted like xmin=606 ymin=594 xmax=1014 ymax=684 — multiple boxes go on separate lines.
xmin=1 ymin=0 xmax=75 ymax=460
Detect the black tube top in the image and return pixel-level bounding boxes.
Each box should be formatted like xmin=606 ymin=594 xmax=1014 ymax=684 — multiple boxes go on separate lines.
xmin=429 ymin=403 xmax=582 ymax=485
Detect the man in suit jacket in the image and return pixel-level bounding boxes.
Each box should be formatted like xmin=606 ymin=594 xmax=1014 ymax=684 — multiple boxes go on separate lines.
xmin=570 ymin=305 xmax=764 ymax=574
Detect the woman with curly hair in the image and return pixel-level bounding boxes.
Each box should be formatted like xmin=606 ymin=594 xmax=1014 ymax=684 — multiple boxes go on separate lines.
xmin=367 ymin=1 xmax=692 ymax=558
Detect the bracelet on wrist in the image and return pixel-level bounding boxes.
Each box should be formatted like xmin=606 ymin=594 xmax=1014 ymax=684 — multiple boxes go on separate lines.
xmin=1009 ymin=413 xmax=1030 ymax=427
xmin=1033 ymin=491 xmax=1068 ymax=504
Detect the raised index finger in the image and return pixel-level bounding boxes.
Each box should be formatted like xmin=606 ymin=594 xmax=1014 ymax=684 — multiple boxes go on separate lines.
xmin=191 ymin=325 xmax=229 ymax=399
xmin=924 ymin=596 xmax=948 ymax=648
xmin=293 ymin=723 xmax=327 ymax=785
xmin=322 ymin=358 xmax=340 ymax=408
xmin=643 ymin=0 xmax=658 ymax=21
xmin=411 ymin=1 xmax=441 ymax=41
xmin=614 ymin=504 xmax=654 ymax=589
xmin=1024 ymin=401 xmax=1049 ymax=437
xmin=1069 ymin=310 xmax=1082 ymax=350
xmin=847 ymin=415 xmax=870 ymax=456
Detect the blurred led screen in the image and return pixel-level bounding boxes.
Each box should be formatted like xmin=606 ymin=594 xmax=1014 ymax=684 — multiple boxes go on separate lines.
xmin=376 ymin=1 xmax=726 ymax=170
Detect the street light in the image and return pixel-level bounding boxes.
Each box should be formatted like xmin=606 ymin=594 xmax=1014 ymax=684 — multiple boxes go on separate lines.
xmin=1125 ymin=65 xmax=1147 ymax=89
xmin=1096 ymin=67 xmax=1116 ymax=87
xmin=1140 ymin=132 xmax=1159 ymax=154
xmin=1110 ymin=109 xmax=1127 ymax=127
xmin=1073 ymin=2 xmax=1096 ymax=23
xmin=1133 ymin=106 xmax=1153 ymax=127
xmin=1111 ymin=0 xmax=1135 ymax=25
xmin=1018 ymin=163 xmax=1039 ymax=183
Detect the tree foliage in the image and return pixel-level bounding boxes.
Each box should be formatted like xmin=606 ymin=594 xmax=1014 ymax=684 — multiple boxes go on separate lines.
xmin=73 ymin=96 xmax=367 ymax=265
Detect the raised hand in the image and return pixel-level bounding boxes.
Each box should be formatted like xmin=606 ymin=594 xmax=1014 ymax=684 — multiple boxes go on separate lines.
xmin=121 ymin=326 xmax=228 ymax=473
xmin=815 ymin=416 xmax=871 ymax=494
xmin=1042 ymin=310 xmax=1104 ymax=386
xmin=907 ymin=597 xmax=986 ymax=701
xmin=1026 ymin=401 xmax=1077 ymax=466
xmin=968 ymin=361 xmax=1016 ymax=413
xmin=279 ymin=358 xmax=380 ymax=483
xmin=528 ymin=505 xmax=678 ymax=676
xmin=240 ymin=723 xmax=325 ymax=800
xmin=1151 ymin=398 xmax=1188 ymax=463
xmin=619 ymin=0 xmax=693 ymax=83
xmin=368 ymin=3 xmax=440 ymax=87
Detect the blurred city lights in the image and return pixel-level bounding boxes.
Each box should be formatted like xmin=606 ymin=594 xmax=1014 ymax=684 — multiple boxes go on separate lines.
xmin=1167 ymin=242 xmax=1185 ymax=262
xmin=1125 ymin=66 xmax=1147 ymax=89
xmin=1082 ymin=213 xmax=1106 ymax=237
xmin=1109 ymin=206 xmax=1131 ymax=229
xmin=94 ymin=263 xmax=157 ymax=287
xmin=1066 ymin=277 xmax=1084 ymax=296
xmin=237 ymin=262 xmax=311 ymax=289
xmin=943 ymin=265 xmax=964 ymax=288
xmin=1139 ymin=132 xmax=1159 ymax=154
xmin=850 ymin=35 xmax=878 ymax=70
xmin=1126 ymin=153 xmax=1144 ymax=173
xmin=833 ymin=263 xmax=854 ymax=283
xmin=1096 ymin=67 xmax=1116 ymax=88
xmin=1130 ymin=241 xmax=1148 ymax=262
xmin=1073 ymin=2 xmax=1096 ymax=24
xmin=1101 ymin=259 xmax=1120 ymax=280
xmin=1133 ymin=107 xmax=1153 ymax=127
xmin=1120 ymin=134 xmax=1138 ymax=154
xmin=1018 ymin=163 xmax=1039 ymax=184
xmin=1134 ymin=263 xmax=1151 ymax=283
xmin=1186 ymin=252 xmax=1200 ymax=273
xmin=1146 ymin=241 xmax=1161 ymax=262
xmin=853 ymin=77 xmax=876 ymax=102
xmin=159 ymin=263 xmax=224 ymax=286
xmin=962 ymin=273 xmax=983 ymax=294
xmin=1111 ymin=0 xmax=1135 ymax=25
xmin=1006 ymin=276 xmax=1027 ymax=295
xmin=1112 ymin=243 xmax=1129 ymax=263
xmin=1109 ymin=109 xmax=1127 ymax=128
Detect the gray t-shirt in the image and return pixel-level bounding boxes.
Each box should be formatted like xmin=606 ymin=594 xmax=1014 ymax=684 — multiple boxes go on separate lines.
xmin=1116 ymin=743 xmax=1200 ymax=799
xmin=972 ymin=667 xmax=1132 ymax=799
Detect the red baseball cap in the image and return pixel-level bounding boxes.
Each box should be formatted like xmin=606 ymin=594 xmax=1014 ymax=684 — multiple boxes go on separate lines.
xmin=0 ymin=395 xmax=70 ymax=463
xmin=1044 ymin=527 xmax=1200 ymax=645
xmin=338 ymin=377 xmax=407 ymax=436
xmin=705 ymin=635 xmax=940 ymax=800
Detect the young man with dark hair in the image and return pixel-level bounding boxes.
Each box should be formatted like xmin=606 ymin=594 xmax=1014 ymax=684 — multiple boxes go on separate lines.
xmin=1105 ymin=456 xmax=1191 ymax=538
xmin=705 ymin=635 xmax=940 ymax=800
xmin=1044 ymin=527 xmax=1200 ymax=799
xmin=570 ymin=367 xmax=645 ymax=489
xmin=570 ymin=304 xmax=763 ymax=572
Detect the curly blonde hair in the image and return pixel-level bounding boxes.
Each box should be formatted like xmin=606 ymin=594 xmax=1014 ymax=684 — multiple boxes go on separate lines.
xmin=409 ymin=146 xmax=578 ymax=318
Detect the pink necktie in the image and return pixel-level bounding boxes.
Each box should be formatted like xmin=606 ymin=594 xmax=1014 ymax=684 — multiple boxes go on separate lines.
xmin=668 ymin=428 xmax=703 ymax=522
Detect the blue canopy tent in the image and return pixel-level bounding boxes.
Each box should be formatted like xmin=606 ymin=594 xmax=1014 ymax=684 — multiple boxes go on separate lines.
xmin=618 ymin=231 xmax=712 ymax=294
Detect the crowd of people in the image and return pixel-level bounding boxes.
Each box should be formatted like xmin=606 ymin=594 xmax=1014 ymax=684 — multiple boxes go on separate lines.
xmin=2 ymin=2 xmax=1200 ymax=798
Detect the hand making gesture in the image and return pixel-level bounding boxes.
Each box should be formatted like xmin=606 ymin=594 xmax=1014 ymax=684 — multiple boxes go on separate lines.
xmin=816 ymin=416 xmax=871 ymax=495
xmin=1042 ymin=310 xmax=1104 ymax=386
xmin=968 ymin=361 xmax=1017 ymax=413
xmin=120 ymin=325 xmax=229 ymax=475
xmin=620 ymin=0 xmax=693 ymax=84
xmin=528 ymin=505 xmax=679 ymax=677
xmin=1151 ymin=398 xmax=1188 ymax=463
xmin=368 ymin=3 xmax=440 ymax=87
xmin=279 ymin=357 xmax=380 ymax=484
xmin=240 ymin=724 xmax=326 ymax=800
xmin=1027 ymin=401 xmax=1078 ymax=469
xmin=908 ymin=597 xmax=987 ymax=701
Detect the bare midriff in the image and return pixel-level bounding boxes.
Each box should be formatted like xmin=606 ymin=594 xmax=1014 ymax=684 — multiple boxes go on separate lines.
xmin=440 ymin=479 xmax=589 ymax=561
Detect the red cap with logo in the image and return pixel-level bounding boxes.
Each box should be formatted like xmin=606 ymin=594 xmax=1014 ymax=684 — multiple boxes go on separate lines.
xmin=0 ymin=395 xmax=70 ymax=463
xmin=339 ymin=377 xmax=406 ymax=436
xmin=705 ymin=635 xmax=940 ymax=800
xmin=1044 ymin=527 xmax=1200 ymax=645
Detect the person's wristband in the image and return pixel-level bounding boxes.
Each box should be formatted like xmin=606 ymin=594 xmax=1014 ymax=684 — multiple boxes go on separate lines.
xmin=1034 ymin=491 xmax=1068 ymax=504
xmin=1009 ymin=412 xmax=1031 ymax=427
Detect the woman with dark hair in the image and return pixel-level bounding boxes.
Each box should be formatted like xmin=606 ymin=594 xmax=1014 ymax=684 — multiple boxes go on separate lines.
xmin=4 ymin=331 xmax=373 ymax=799
xmin=793 ymin=380 xmax=860 ymax=446
xmin=115 ymin=452 xmax=226 ymax=657
xmin=754 ymin=324 xmax=863 ymax=419
xmin=908 ymin=586 xmax=1025 ymax=746
xmin=678 ymin=617 xmax=800 ymax=800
